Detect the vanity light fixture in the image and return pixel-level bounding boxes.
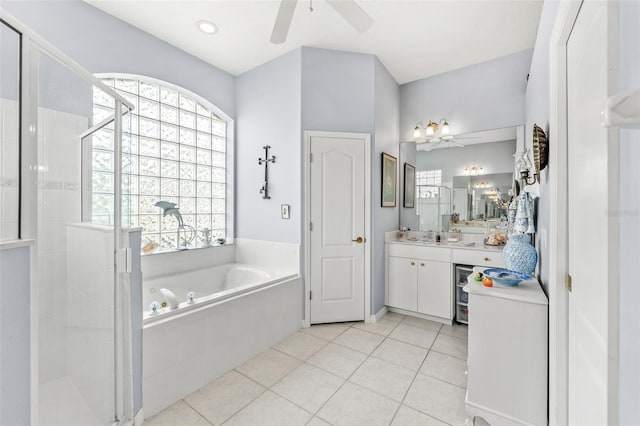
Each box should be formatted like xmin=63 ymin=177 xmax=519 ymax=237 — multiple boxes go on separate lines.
xmin=414 ymin=119 xmax=451 ymax=141
xmin=197 ymin=20 xmax=218 ymax=34
xmin=464 ymin=166 xmax=484 ymax=176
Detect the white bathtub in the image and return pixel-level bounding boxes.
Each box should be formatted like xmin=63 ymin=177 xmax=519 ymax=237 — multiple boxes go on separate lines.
xmin=142 ymin=240 xmax=302 ymax=417
xmin=143 ymin=263 xmax=292 ymax=323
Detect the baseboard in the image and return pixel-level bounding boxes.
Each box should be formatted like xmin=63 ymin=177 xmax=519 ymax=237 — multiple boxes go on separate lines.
xmin=134 ymin=409 xmax=144 ymax=426
xmin=370 ymin=306 xmax=388 ymax=323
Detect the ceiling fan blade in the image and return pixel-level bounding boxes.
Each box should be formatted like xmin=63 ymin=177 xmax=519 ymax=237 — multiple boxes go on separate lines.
xmin=271 ymin=0 xmax=298 ymax=44
xmin=449 ymin=141 xmax=464 ymax=148
xmin=325 ymin=0 xmax=373 ymax=33
xmin=421 ymin=141 xmax=442 ymax=152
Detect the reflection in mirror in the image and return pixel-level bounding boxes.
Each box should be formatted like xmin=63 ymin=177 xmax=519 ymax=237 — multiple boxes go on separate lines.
xmin=400 ymin=126 xmax=520 ymax=233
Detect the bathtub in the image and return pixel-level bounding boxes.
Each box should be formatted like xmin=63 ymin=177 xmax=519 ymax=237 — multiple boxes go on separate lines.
xmin=142 ymin=241 xmax=302 ymax=417
xmin=143 ymin=263 xmax=294 ymax=323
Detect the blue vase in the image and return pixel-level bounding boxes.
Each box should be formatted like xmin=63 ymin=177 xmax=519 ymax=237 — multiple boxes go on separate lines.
xmin=503 ymin=234 xmax=537 ymax=274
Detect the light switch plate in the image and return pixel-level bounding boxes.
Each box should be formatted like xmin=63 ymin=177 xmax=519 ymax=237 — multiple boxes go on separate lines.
xmin=281 ymin=204 xmax=290 ymax=219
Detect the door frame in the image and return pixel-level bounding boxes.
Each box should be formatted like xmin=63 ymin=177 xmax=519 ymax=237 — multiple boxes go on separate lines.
xmin=548 ymin=1 xmax=620 ymax=424
xmin=303 ymin=131 xmax=372 ymax=327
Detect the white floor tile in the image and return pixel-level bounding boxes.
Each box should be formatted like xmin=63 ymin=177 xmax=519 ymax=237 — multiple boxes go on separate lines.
xmin=439 ymin=322 xmax=468 ymax=340
xmin=317 ymin=382 xmax=399 ymax=426
xmin=391 ymin=405 xmax=448 ymax=426
xmin=272 ymin=363 xmax=344 ymax=413
xmin=349 ymin=357 xmax=416 ymax=402
xmin=420 ymin=351 xmax=467 ymax=388
xmin=235 ymin=348 xmax=301 ymax=387
xmin=404 ymin=374 xmax=467 ymax=426
xmin=184 ymin=370 xmax=264 ymax=425
xmin=401 ymin=316 xmax=443 ymax=333
xmin=301 ymin=323 xmax=351 ymax=341
xmin=371 ymin=338 xmax=428 ymax=371
xmin=274 ymin=331 xmax=329 ymax=361
xmin=306 ymin=342 xmax=368 ymax=379
xmin=333 ymin=327 xmax=385 ymax=354
xmin=380 ymin=311 xmax=406 ymax=323
xmin=144 ymin=400 xmax=210 ymax=426
xmin=388 ymin=324 xmax=438 ymax=349
xmin=352 ymin=318 xmax=400 ymax=336
xmin=224 ymin=390 xmax=312 ymax=426
xmin=431 ymin=333 xmax=468 ymax=360
xmin=306 ymin=416 xmax=332 ymax=426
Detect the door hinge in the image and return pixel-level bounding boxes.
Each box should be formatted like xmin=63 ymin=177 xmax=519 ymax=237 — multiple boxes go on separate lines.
xmin=310 ymin=291 xmax=313 ymax=300
xmin=116 ymin=247 xmax=132 ymax=273
xmin=310 ymin=222 xmax=313 ymax=231
xmin=566 ymin=273 xmax=572 ymax=292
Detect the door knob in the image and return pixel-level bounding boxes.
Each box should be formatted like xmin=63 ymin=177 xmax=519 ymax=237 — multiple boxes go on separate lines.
xmin=352 ymin=236 xmax=364 ymax=244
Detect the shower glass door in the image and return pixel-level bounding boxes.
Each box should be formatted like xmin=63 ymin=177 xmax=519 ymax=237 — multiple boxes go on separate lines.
xmin=34 ymin=46 xmax=131 ymax=425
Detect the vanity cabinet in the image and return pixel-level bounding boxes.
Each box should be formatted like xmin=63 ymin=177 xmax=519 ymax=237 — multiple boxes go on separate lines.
xmin=451 ymin=248 xmax=506 ymax=269
xmin=386 ymin=243 xmax=452 ymax=322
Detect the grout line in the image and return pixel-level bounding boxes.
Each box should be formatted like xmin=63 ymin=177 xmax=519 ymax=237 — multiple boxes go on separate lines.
xmin=180 ymin=398 xmax=216 ymax=425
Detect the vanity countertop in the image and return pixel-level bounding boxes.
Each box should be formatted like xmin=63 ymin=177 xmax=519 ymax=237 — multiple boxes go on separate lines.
xmin=386 ymin=238 xmax=505 ymax=253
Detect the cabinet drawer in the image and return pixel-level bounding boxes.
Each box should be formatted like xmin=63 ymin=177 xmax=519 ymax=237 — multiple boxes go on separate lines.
xmin=388 ymin=243 xmax=450 ymax=262
xmin=451 ymin=248 xmax=505 ymax=268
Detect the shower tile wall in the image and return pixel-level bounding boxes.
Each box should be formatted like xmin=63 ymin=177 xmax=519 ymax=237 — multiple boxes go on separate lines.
xmin=37 ymin=107 xmax=87 ymax=383
xmin=0 ymin=98 xmax=20 ymax=241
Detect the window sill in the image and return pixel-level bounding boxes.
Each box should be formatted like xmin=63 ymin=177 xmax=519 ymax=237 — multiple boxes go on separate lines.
xmin=141 ymin=241 xmax=233 ymax=257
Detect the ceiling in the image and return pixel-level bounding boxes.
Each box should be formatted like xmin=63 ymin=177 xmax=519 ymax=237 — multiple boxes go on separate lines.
xmin=85 ymin=0 xmax=544 ymax=84
xmin=415 ymin=126 xmax=517 ymax=151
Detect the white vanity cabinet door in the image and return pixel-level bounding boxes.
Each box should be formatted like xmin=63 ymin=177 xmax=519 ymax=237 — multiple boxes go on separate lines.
xmin=388 ymin=256 xmax=418 ymax=312
xmin=417 ymin=260 xmax=452 ymax=319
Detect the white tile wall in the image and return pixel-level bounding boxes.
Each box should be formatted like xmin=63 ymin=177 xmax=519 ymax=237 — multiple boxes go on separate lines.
xmin=235 ymin=238 xmax=300 ymax=274
xmin=0 ymin=98 xmax=20 ymax=242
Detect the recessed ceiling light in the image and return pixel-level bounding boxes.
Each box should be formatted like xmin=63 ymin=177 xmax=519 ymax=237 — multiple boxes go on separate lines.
xmin=197 ymin=20 xmax=218 ymax=35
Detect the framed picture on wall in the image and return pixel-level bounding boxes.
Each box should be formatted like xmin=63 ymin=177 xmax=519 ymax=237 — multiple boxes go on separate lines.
xmin=403 ymin=163 xmax=415 ymax=208
xmin=381 ymin=152 xmax=397 ymax=207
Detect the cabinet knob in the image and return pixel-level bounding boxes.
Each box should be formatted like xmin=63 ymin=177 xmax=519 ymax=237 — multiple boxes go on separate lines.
xmin=420 ymin=263 xmax=425 ymax=266
xmin=484 ymin=257 xmax=490 ymax=261
xmin=410 ymin=261 xmax=415 ymax=266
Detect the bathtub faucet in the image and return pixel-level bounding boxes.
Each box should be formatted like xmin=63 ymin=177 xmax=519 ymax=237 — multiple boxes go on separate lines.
xmin=160 ymin=288 xmax=180 ymax=310
xmin=155 ymin=201 xmax=195 ymax=249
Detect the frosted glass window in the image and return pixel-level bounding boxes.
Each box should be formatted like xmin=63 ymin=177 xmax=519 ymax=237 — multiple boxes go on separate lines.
xmin=93 ymin=77 xmax=227 ymax=251
xmin=416 ymin=169 xmax=442 ymax=199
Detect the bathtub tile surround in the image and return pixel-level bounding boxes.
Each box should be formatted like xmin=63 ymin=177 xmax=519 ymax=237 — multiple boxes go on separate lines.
xmin=146 ymin=313 xmax=468 ymax=426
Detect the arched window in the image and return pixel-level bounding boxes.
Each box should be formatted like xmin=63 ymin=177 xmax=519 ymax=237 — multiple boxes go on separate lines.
xmin=92 ymin=76 xmax=228 ymax=252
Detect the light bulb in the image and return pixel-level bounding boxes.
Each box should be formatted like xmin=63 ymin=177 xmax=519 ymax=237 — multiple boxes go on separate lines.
xmin=197 ymin=20 xmax=218 ymax=34
xmin=441 ymin=120 xmax=450 ymax=135
xmin=426 ymin=121 xmax=435 ymax=136
xmin=413 ymin=126 xmax=421 ymax=139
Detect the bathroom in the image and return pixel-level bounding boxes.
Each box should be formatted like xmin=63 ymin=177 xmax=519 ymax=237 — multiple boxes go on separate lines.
xmin=0 ymin=1 xmax=638 ymax=425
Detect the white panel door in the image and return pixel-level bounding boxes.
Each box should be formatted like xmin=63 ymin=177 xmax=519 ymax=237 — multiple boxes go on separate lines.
xmin=310 ymin=135 xmax=366 ymax=323
xmin=566 ymin=0 xmax=617 ymax=423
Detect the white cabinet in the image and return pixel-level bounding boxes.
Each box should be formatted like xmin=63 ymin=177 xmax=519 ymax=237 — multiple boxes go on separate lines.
xmin=417 ymin=260 xmax=452 ymax=319
xmin=464 ymin=269 xmax=548 ymax=426
xmin=451 ymin=248 xmax=506 ymax=269
xmin=388 ymin=256 xmax=417 ymax=312
xmin=386 ymin=243 xmax=452 ymax=322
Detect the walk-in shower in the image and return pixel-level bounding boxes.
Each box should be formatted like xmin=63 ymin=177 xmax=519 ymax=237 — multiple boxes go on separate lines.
xmin=1 ymin=10 xmax=137 ymax=425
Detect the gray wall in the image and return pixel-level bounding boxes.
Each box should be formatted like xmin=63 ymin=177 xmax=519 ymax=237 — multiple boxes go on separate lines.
xmin=2 ymin=0 xmax=236 ymax=119
xmin=0 ymin=245 xmax=31 ymax=426
xmin=400 ymin=49 xmax=532 ymax=142
xmin=235 ymin=48 xmax=302 ymax=243
xmin=372 ymin=58 xmax=400 ymax=315
xmin=524 ymin=0 xmax=560 ymax=294
xmin=618 ymin=1 xmax=640 ymax=423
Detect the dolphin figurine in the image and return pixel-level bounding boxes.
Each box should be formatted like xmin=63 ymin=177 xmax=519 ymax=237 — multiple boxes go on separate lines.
xmin=155 ymin=201 xmax=184 ymax=227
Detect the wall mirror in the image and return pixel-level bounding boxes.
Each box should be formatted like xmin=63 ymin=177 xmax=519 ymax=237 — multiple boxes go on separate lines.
xmin=399 ymin=126 xmax=521 ymax=233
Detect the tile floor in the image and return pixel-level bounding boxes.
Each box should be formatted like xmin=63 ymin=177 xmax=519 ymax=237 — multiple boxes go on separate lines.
xmin=146 ymin=312 xmax=469 ymax=426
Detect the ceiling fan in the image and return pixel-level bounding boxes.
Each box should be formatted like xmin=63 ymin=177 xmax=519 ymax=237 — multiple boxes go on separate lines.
xmin=271 ymin=0 xmax=374 ymax=44
xmin=413 ymin=119 xmax=479 ymax=151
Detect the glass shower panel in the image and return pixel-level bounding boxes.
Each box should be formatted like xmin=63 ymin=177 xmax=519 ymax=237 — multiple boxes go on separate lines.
xmin=36 ymin=50 xmax=117 ymax=425
xmin=0 ymin=22 xmax=20 ymax=241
